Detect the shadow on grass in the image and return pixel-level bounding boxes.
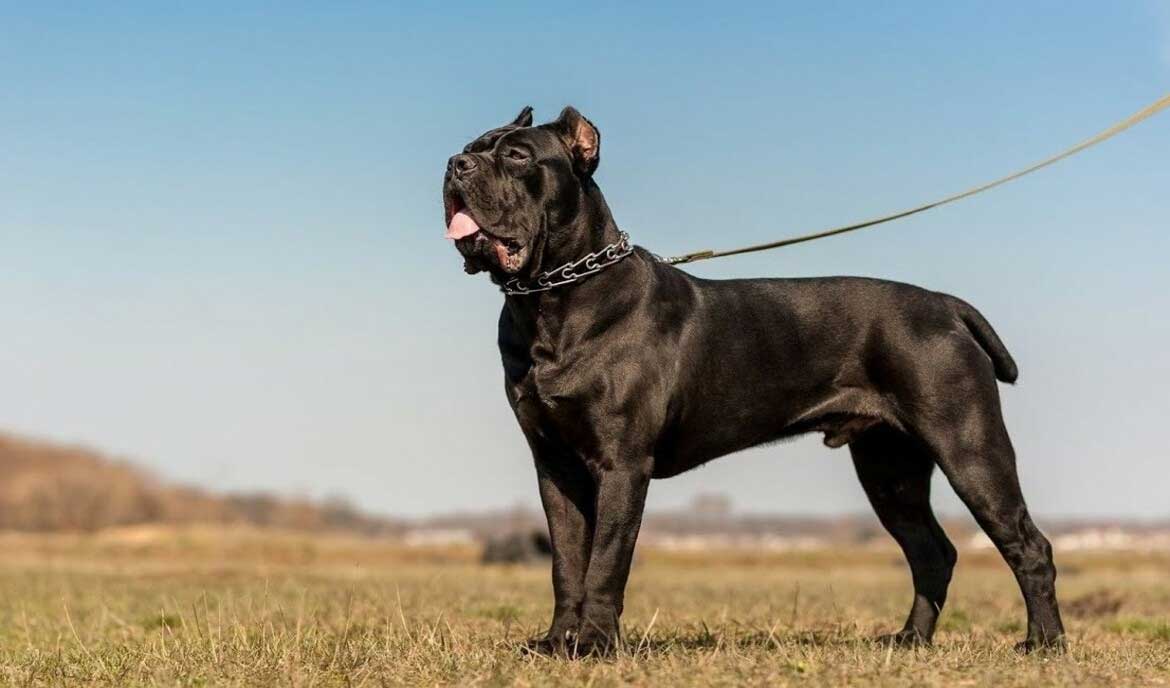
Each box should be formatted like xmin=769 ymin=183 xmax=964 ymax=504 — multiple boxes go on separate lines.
xmin=514 ymin=625 xmax=879 ymax=661
xmin=633 ymin=626 xmax=873 ymax=653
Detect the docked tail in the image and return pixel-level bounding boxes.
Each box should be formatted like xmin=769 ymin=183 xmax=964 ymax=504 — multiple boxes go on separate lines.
xmin=949 ymin=297 xmax=1018 ymax=383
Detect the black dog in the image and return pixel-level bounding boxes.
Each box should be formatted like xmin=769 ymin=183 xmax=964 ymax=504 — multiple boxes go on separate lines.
xmin=442 ymin=106 xmax=1065 ymax=656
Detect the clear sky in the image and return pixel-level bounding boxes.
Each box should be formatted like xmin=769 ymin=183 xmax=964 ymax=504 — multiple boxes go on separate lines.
xmin=2 ymin=2 xmax=1168 ymax=519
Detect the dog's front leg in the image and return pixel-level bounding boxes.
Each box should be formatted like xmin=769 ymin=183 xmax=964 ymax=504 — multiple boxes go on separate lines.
xmin=529 ymin=452 xmax=596 ymax=655
xmin=575 ymin=461 xmax=651 ymax=656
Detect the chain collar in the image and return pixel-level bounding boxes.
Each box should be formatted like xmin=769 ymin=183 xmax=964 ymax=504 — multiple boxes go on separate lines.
xmin=501 ymin=232 xmax=634 ymax=296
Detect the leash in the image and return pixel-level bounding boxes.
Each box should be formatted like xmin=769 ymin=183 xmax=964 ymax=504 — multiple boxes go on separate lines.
xmin=665 ymin=92 xmax=1170 ymax=266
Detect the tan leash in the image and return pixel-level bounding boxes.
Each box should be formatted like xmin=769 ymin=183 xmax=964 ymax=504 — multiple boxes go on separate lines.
xmin=665 ymin=91 xmax=1170 ymax=266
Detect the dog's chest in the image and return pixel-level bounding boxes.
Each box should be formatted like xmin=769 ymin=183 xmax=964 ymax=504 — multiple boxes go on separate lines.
xmin=500 ymin=307 xmax=616 ymax=447
xmin=504 ymin=312 xmax=577 ymax=403
xmin=509 ymin=355 xmax=568 ymax=412
xmin=506 ymin=348 xmax=594 ymax=442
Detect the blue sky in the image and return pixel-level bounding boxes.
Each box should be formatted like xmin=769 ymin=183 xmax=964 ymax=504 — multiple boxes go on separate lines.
xmin=1 ymin=2 xmax=1167 ymax=518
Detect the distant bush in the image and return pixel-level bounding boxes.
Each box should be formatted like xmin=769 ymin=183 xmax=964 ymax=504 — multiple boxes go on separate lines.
xmin=0 ymin=432 xmax=401 ymax=534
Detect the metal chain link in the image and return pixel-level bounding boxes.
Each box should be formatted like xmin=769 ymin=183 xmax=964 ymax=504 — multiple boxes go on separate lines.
xmin=501 ymin=232 xmax=634 ymax=296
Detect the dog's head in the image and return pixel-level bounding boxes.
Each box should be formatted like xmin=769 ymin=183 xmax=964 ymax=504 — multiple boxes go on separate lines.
xmin=443 ymin=106 xmax=602 ymax=279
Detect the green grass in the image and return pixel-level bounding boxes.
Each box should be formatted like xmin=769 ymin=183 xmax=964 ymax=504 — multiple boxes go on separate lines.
xmin=0 ymin=530 xmax=1167 ymax=686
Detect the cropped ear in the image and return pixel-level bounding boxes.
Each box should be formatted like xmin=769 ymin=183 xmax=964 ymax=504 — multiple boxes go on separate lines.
xmin=552 ymin=106 xmax=600 ymax=176
xmin=510 ymin=106 xmax=534 ymax=128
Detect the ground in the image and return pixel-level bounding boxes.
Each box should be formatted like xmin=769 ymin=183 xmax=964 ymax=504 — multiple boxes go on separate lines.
xmin=0 ymin=529 xmax=1167 ymax=686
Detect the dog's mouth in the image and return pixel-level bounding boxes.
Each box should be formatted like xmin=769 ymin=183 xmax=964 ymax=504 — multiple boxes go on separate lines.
xmin=445 ymin=192 xmax=530 ymax=274
xmin=455 ymin=231 xmax=530 ymax=274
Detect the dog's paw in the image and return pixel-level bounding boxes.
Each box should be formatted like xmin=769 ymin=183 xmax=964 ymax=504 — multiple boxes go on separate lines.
xmin=520 ymin=637 xmax=553 ymax=656
xmin=569 ymin=633 xmax=619 ymax=659
xmin=1014 ymin=635 xmax=1067 ymax=655
xmin=520 ymin=634 xmax=569 ymax=657
xmin=874 ymin=629 xmax=931 ymax=648
xmin=571 ymin=606 xmax=622 ymax=658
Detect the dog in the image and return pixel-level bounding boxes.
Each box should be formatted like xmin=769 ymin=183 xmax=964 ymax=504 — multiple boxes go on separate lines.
xmin=442 ymin=106 xmax=1065 ymax=656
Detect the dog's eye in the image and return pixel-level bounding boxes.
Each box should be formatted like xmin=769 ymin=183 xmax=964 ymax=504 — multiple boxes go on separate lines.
xmin=504 ymin=148 xmax=530 ymax=162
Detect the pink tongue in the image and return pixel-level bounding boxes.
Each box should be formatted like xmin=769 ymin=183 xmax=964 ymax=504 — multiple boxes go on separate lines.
xmin=445 ymin=210 xmax=480 ymax=240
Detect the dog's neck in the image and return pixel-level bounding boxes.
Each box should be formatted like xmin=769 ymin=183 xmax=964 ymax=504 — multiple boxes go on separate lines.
xmin=542 ymin=181 xmax=623 ymax=270
xmin=502 ymin=184 xmax=642 ymax=330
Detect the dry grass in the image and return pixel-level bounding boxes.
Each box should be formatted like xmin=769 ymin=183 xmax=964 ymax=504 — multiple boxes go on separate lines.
xmin=0 ymin=529 xmax=1167 ymax=686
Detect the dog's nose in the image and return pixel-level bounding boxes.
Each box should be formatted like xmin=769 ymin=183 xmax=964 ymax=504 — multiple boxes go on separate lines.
xmin=448 ymin=154 xmax=479 ymax=178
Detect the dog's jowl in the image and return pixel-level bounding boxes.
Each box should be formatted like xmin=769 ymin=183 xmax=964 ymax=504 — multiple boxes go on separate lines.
xmin=443 ymin=106 xmax=1065 ymax=656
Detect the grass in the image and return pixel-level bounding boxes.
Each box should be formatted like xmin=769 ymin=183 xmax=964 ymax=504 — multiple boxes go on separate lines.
xmin=0 ymin=529 xmax=1167 ymax=686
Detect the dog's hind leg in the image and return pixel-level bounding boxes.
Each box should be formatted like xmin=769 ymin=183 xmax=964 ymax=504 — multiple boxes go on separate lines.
xmin=915 ymin=378 xmax=1066 ymax=652
xmin=850 ymin=425 xmax=956 ymax=646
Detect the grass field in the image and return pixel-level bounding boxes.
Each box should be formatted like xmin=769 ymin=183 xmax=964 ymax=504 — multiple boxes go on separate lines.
xmin=0 ymin=529 xmax=1167 ymax=686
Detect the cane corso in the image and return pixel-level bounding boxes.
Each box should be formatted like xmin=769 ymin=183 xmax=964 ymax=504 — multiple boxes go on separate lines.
xmin=442 ymin=106 xmax=1065 ymax=656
